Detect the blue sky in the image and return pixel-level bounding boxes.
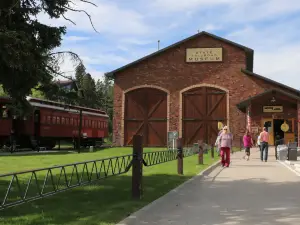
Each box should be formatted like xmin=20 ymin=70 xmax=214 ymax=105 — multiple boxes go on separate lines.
xmin=39 ymin=0 xmax=300 ymax=89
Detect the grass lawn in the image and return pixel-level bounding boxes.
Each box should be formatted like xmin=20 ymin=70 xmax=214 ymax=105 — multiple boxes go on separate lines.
xmin=0 ymin=147 xmax=229 ymax=225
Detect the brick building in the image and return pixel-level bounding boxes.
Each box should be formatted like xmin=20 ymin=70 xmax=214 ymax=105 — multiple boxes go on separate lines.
xmin=106 ymin=31 xmax=300 ymax=147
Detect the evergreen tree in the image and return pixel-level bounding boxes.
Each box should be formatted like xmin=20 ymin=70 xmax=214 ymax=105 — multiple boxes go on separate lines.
xmin=0 ymin=0 xmax=97 ymax=115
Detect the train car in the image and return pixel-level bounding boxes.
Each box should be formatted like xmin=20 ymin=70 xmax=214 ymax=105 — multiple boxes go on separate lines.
xmin=0 ymin=97 xmax=12 ymax=147
xmin=26 ymin=97 xmax=109 ymax=149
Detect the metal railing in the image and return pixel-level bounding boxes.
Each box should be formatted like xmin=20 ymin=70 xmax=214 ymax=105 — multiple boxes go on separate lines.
xmin=0 ymin=154 xmax=133 ymax=210
xmin=0 ymin=143 xmax=198 ymax=210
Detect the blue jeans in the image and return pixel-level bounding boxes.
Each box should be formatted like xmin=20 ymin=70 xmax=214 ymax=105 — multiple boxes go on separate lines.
xmin=261 ymin=142 xmax=268 ymax=161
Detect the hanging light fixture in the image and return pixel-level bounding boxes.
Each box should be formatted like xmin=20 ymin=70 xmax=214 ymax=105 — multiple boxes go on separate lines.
xmin=271 ymin=96 xmax=276 ymax=103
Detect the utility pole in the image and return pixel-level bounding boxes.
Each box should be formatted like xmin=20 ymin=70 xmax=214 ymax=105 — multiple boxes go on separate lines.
xmin=158 ymin=40 xmax=160 ymax=51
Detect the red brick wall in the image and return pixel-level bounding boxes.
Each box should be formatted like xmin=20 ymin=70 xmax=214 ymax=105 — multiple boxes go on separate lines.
xmin=112 ymin=34 xmax=297 ymax=147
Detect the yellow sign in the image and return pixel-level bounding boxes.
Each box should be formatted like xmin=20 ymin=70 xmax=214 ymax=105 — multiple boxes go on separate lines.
xmin=218 ymin=122 xmax=223 ymax=130
xmin=263 ymin=106 xmax=283 ymax=113
xmin=281 ymin=122 xmax=289 ymax=132
xmin=186 ymin=48 xmax=223 ymax=62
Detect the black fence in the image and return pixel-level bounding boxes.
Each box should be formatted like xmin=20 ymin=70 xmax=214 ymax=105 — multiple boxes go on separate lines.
xmin=0 ymin=136 xmax=207 ymax=210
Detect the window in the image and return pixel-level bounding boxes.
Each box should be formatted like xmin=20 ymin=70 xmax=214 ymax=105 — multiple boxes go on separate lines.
xmin=70 ymin=118 xmax=73 ymax=126
xmin=41 ymin=116 xmax=46 ymax=123
xmin=66 ymin=118 xmax=69 ymax=125
xmin=52 ymin=116 xmax=56 ymax=124
xmin=47 ymin=116 xmax=51 ymax=124
xmin=89 ymin=120 xmax=91 ymax=127
xmin=98 ymin=121 xmax=101 ymax=128
xmin=62 ymin=117 xmax=65 ymax=124
xmin=84 ymin=120 xmax=87 ymax=127
xmin=92 ymin=121 xmax=95 ymax=128
xmin=57 ymin=117 xmax=60 ymax=124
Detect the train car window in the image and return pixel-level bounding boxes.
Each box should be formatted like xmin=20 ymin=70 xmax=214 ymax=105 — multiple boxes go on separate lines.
xmin=98 ymin=121 xmax=100 ymax=128
xmin=99 ymin=121 xmax=102 ymax=128
xmin=47 ymin=116 xmax=51 ymax=124
xmin=89 ymin=120 xmax=91 ymax=127
xmin=70 ymin=118 xmax=73 ymax=126
xmin=66 ymin=118 xmax=69 ymax=125
xmin=62 ymin=117 xmax=65 ymax=124
xmin=52 ymin=116 xmax=56 ymax=124
xmin=41 ymin=116 xmax=46 ymax=123
xmin=1 ymin=108 xmax=8 ymax=118
xmin=57 ymin=117 xmax=60 ymax=124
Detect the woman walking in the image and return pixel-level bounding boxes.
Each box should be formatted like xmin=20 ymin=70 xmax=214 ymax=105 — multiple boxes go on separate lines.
xmin=243 ymin=130 xmax=253 ymax=161
xmin=218 ymin=126 xmax=233 ymax=167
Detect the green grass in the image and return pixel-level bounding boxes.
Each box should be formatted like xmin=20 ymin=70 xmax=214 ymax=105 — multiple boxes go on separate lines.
xmin=0 ymin=147 xmax=219 ymax=225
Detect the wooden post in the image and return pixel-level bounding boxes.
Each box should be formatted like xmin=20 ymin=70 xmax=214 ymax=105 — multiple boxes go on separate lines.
xmin=177 ymin=138 xmax=183 ymax=175
xmin=211 ymin=144 xmax=215 ymax=159
xmin=198 ymin=140 xmax=203 ymax=165
xmin=132 ymin=135 xmax=143 ymax=199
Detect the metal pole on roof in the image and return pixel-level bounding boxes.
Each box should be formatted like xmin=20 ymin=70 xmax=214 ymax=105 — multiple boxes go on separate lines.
xmin=158 ymin=40 xmax=160 ymax=51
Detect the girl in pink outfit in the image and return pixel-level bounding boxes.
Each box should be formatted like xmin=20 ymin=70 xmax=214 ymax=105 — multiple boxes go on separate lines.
xmin=218 ymin=126 xmax=233 ymax=167
xmin=243 ymin=130 xmax=253 ymax=161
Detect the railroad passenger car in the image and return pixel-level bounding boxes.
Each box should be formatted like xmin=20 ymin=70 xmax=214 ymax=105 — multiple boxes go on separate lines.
xmin=0 ymin=97 xmax=109 ymax=150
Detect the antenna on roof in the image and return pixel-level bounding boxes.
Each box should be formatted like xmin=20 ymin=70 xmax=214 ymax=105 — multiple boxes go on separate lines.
xmin=197 ymin=30 xmax=200 ymax=33
xmin=158 ymin=40 xmax=160 ymax=51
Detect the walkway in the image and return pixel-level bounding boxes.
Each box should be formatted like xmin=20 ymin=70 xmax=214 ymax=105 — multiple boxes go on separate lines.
xmin=117 ymin=147 xmax=300 ymax=225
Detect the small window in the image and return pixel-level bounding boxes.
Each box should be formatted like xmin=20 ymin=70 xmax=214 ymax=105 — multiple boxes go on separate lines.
xmin=70 ymin=118 xmax=73 ymax=125
xmin=2 ymin=110 xmax=8 ymax=118
xmin=47 ymin=116 xmax=51 ymax=124
xmin=98 ymin=121 xmax=101 ymax=128
xmin=92 ymin=121 xmax=95 ymax=128
xmin=66 ymin=118 xmax=69 ymax=125
xmin=52 ymin=116 xmax=56 ymax=124
xmin=41 ymin=116 xmax=46 ymax=123
xmin=62 ymin=117 xmax=65 ymax=124
xmin=89 ymin=120 xmax=91 ymax=126
xmin=57 ymin=117 xmax=60 ymax=124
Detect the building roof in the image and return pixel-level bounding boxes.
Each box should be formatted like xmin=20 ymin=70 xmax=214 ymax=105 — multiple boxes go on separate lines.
xmin=241 ymin=69 xmax=300 ymax=96
xmin=105 ymin=31 xmax=254 ymax=78
xmin=236 ymin=88 xmax=300 ymax=112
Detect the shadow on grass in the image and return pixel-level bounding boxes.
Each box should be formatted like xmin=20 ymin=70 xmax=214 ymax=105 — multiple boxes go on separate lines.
xmin=0 ymin=171 xmax=199 ymax=225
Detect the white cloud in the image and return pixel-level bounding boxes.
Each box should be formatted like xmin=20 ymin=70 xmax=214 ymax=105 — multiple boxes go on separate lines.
xmin=151 ymin=0 xmax=236 ymax=12
xmin=38 ymin=0 xmax=151 ymax=35
xmin=63 ymin=36 xmax=90 ymax=41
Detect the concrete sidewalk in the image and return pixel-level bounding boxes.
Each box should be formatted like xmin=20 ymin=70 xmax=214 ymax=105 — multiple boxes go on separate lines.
xmin=117 ymin=147 xmax=300 ymax=225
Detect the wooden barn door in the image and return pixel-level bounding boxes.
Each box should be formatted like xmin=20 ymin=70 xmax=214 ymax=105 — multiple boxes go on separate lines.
xmin=124 ymin=88 xmax=167 ymax=147
xmin=182 ymin=87 xmax=227 ymax=146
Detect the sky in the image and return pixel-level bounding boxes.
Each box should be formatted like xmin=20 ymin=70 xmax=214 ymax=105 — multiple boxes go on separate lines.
xmin=39 ymin=0 xmax=300 ymax=89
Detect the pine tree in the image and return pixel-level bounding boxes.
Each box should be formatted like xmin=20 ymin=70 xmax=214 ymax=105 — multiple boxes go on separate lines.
xmin=0 ymin=0 xmax=97 ymax=115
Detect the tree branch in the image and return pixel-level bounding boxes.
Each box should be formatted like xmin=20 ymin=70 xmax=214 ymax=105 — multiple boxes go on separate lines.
xmin=62 ymin=14 xmax=76 ymax=25
xmin=79 ymin=0 xmax=98 ymax=7
xmin=63 ymin=6 xmax=99 ymax=33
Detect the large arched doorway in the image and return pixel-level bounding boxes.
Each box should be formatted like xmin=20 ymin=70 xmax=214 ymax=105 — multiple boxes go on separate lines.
xmin=124 ymin=88 xmax=167 ymax=147
xmin=182 ymin=86 xmax=227 ymax=146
